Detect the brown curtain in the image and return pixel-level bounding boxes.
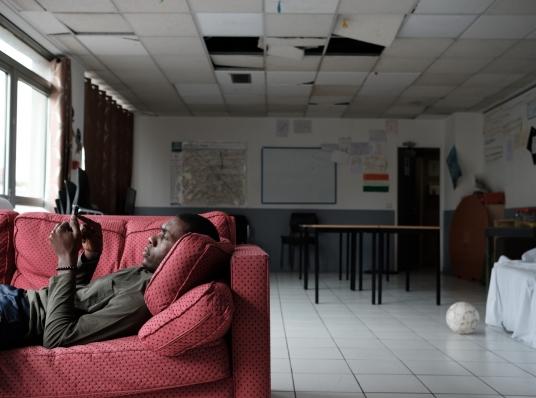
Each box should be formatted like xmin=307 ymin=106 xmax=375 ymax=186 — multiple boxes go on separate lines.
xmin=83 ymin=79 xmax=134 ymax=214
xmin=48 ymin=57 xmax=72 ymax=209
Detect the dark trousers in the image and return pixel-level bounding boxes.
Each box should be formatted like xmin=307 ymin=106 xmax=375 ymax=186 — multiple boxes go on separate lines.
xmin=0 ymin=284 xmax=30 ymax=350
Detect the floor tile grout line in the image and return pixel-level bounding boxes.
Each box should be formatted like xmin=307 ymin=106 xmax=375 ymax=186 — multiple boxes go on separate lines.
xmin=274 ymin=272 xmax=298 ymax=398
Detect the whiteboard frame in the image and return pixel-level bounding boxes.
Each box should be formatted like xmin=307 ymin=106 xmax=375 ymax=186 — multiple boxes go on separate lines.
xmin=261 ymin=146 xmax=337 ymax=205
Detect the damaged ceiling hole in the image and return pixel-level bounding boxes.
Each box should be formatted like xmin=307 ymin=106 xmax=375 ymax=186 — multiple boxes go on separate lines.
xmin=204 ymin=37 xmax=263 ymax=55
xmin=325 ymin=36 xmax=384 ymax=56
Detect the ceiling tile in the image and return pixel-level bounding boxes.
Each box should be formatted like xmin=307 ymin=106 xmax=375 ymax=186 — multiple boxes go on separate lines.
xmin=38 ymin=0 xmax=116 ymax=12
xmin=460 ymin=73 xmax=524 ymax=90
xmin=374 ymin=57 xmax=434 ymax=73
xmin=398 ymin=15 xmax=477 ymax=38
xmin=435 ymin=95 xmax=484 ymax=108
xmin=124 ymin=13 xmax=197 ymax=36
xmin=189 ymin=104 xmax=227 ymax=113
xmin=443 ymin=39 xmax=515 ymax=58
xmin=78 ymin=35 xmax=147 ymax=55
xmin=197 ymin=13 xmax=263 ymax=36
xmin=20 ymin=11 xmax=69 ymax=34
xmin=486 ymin=0 xmax=536 ymax=14
xmin=10 ymin=0 xmax=44 ymax=11
xmin=164 ymin=68 xmax=216 ymax=84
xmin=310 ymin=95 xmax=353 ymax=105
xmin=54 ymin=13 xmax=131 ymax=33
xmin=400 ymin=85 xmax=455 ymax=99
xmin=180 ymin=95 xmax=224 ymax=105
xmin=265 ymin=14 xmax=333 ymax=37
xmin=114 ymin=0 xmax=188 ymax=13
xmin=175 ymin=83 xmax=221 ymax=96
xmin=211 ymin=55 xmax=263 ymax=69
xmin=78 ymin=54 xmax=107 ymax=70
xmin=316 ymin=72 xmax=368 ymax=85
xmin=190 ymin=0 xmax=261 ymax=12
xmin=267 ymin=85 xmax=312 ymax=96
xmin=334 ymin=14 xmax=404 ymax=47
xmin=385 ymin=104 xmax=426 ymax=117
xmin=266 ymin=55 xmax=321 ymax=71
xmin=268 ymin=104 xmax=306 ymax=115
xmin=266 ymin=71 xmax=316 ymax=85
xmin=427 ymin=57 xmax=492 ymax=74
xmin=382 ymin=38 xmax=454 ymax=58
xmin=359 ymin=72 xmax=420 ymax=96
xmin=462 ymin=16 xmax=536 ymax=39
xmin=267 ymin=95 xmax=309 ymax=105
xmin=141 ymin=37 xmax=205 ymax=56
xmin=415 ymin=72 xmax=472 ymax=86
xmin=414 ymin=0 xmax=494 ymax=14
xmin=481 ymin=57 xmax=535 ymax=73
xmin=306 ymin=104 xmax=346 ymax=117
xmin=228 ymin=105 xmax=266 ymax=116
xmin=502 ymin=40 xmax=536 ymax=59
xmin=216 ymin=70 xmax=265 ymax=94
xmin=53 ymin=34 xmax=89 ymax=54
xmin=320 ymin=56 xmax=377 ymax=72
xmin=339 ymin=0 xmax=418 ymax=14
xmin=155 ymin=54 xmax=212 ymax=72
xmin=98 ymin=54 xmax=157 ymax=70
xmin=312 ymin=85 xmax=358 ymax=96
xmin=265 ymin=0 xmax=339 ymax=14
xmin=225 ymin=95 xmax=265 ymax=105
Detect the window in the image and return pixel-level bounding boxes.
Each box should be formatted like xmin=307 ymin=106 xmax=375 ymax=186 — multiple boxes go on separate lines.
xmin=0 ymin=28 xmax=51 ymax=208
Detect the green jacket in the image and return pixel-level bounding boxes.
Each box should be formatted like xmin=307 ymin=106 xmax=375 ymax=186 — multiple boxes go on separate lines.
xmin=25 ymin=255 xmax=153 ymax=348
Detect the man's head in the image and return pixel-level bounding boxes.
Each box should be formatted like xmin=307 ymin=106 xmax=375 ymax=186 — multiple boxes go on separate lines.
xmin=142 ymin=213 xmax=219 ymax=271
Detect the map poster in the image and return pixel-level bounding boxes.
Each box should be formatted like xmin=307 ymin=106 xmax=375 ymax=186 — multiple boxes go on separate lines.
xmin=170 ymin=141 xmax=247 ymax=206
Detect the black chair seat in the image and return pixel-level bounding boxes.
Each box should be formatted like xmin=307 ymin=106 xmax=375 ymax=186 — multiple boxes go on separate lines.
xmin=280 ymin=212 xmax=319 ymax=272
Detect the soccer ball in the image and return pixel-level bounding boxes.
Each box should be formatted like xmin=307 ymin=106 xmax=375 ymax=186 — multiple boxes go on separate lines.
xmin=446 ymin=302 xmax=480 ymax=334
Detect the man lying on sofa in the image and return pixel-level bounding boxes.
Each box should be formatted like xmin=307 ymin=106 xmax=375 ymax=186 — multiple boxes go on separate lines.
xmin=0 ymin=213 xmax=219 ymax=350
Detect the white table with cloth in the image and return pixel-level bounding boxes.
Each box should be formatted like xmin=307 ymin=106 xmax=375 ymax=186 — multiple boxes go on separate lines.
xmin=486 ymin=255 xmax=536 ymax=348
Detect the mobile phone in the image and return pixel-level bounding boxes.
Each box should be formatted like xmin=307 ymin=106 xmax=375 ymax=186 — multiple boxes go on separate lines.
xmin=72 ymin=205 xmax=99 ymax=225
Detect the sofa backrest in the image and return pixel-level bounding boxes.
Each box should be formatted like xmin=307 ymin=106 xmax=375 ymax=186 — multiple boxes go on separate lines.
xmin=10 ymin=212 xmax=236 ymax=289
xmin=12 ymin=213 xmax=126 ymax=289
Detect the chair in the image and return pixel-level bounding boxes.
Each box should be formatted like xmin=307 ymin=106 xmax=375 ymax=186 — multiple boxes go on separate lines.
xmin=123 ymin=187 xmax=136 ymax=215
xmin=231 ymin=214 xmax=250 ymax=244
xmin=56 ymin=180 xmax=103 ymax=215
xmin=280 ymin=212 xmax=318 ymax=273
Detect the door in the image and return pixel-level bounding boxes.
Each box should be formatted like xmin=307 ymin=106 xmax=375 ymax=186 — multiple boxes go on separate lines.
xmin=397 ymin=147 xmax=440 ymax=271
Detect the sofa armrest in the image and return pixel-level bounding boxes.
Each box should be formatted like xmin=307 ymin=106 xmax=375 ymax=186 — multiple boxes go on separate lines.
xmin=230 ymin=244 xmax=270 ymax=398
xmin=0 ymin=210 xmax=17 ymax=284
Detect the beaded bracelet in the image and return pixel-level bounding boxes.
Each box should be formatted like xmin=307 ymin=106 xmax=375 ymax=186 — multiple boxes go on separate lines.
xmin=56 ymin=266 xmax=76 ymax=272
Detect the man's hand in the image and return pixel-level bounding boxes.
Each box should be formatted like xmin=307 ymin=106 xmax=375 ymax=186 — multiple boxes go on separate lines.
xmin=49 ymin=215 xmax=82 ymax=269
xmin=79 ymin=216 xmax=103 ymax=260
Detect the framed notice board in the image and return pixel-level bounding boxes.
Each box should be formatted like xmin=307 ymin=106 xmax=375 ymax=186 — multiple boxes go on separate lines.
xmin=261 ymin=146 xmax=337 ymax=204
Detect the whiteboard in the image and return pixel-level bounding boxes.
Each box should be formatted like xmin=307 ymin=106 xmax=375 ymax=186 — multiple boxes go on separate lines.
xmin=262 ymin=147 xmax=337 ymax=204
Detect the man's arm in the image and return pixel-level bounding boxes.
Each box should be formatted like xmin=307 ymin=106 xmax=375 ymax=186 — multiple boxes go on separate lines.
xmin=42 ymin=272 xmax=150 ymax=348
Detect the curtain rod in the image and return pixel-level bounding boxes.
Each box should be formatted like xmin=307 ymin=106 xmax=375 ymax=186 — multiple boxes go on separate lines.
xmin=0 ymin=13 xmax=55 ymax=61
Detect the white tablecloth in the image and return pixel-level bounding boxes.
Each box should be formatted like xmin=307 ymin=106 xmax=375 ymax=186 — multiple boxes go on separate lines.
xmin=486 ymin=256 xmax=536 ymax=348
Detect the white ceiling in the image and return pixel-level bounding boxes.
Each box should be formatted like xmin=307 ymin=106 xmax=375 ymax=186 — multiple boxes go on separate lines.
xmin=6 ymin=0 xmax=536 ymax=118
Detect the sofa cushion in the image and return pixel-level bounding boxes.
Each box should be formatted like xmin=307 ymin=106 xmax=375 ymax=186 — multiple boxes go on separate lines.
xmin=11 ymin=213 xmax=126 ymax=289
xmin=119 ymin=212 xmax=235 ymax=269
xmin=0 ymin=336 xmax=230 ymax=397
xmin=0 ymin=210 xmax=17 ymax=284
xmin=139 ymin=282 xmax=234 ymax=356
xmin=144 ymin=233 xmax=233 ymax=315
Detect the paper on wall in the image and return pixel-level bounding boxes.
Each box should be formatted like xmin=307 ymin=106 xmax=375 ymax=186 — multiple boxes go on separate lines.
xmin=369 ymin=129 xmax=387 ymax=143
xmin=331 ymin=150 xmax=349 ymax=164
xmin=349 ymin=142 xmax=371 ymax=156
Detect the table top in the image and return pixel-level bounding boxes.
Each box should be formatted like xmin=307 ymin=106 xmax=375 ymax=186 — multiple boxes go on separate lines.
xmin=485 ymin=226 xmax=536 ymax=238
xmin=299 ymin=224 xmax=440 ymax=231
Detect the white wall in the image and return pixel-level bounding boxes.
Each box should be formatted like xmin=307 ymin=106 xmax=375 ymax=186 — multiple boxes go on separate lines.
xmin=443 ymin=113 xmax=485 ymax=211
xmin=132 ymin=116 xmax=446 ymax=210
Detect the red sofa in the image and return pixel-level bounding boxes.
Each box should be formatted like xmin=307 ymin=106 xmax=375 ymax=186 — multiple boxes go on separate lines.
xmin=0 ymin=211 xmax=270 ymax=398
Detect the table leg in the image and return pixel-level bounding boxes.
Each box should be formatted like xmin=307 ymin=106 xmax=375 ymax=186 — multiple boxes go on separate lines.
xmin=358 ymin=232 xmax=363 ymax=291
xmin=485 ymin=235 xmax=493 ymax=290
xmin=304 ymin=229 xmax=309 ymax=290
xmin=405 ymin=234 xmax=410 ymax=292
xmin=338 ymin=232 xmax=343 ymax=281
xmin=379 ymin=232 xmax=384 ymax=305
xmin=350 ymin=231 xmax=356 ymax=291
xmin=436 ymin=239 xmax=441 ymax=306
xmin=346 ymin=233 xmax=350 ymax=280
xmin=372 ymin=232 xmax=376 ymax=305
xmin=385 ymin=234 xmax=390 ymax=282
xmin=299 ymin=236 xmax=303 ymax=279
xmin=315 ymin=230 xmax=319 ymax=304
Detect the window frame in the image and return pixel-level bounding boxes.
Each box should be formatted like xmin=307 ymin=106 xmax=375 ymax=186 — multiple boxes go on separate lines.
xmin=0 ymin=50 xmax=51 ymax=207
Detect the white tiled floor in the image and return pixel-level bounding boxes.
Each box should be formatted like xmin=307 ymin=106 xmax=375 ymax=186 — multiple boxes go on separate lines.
xmin=271 ymin=272 xmax=536 ymax=398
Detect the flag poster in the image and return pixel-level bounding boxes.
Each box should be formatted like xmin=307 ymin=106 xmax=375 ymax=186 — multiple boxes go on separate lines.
xmin=363 ymin=173 xmax=389 ymax=192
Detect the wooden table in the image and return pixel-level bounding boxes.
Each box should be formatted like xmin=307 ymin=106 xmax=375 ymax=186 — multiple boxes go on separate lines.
xmin=300 ymin=224 xmax=441 ymax=305
xmin=485 ymin=226 xmax=536 ymax=287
